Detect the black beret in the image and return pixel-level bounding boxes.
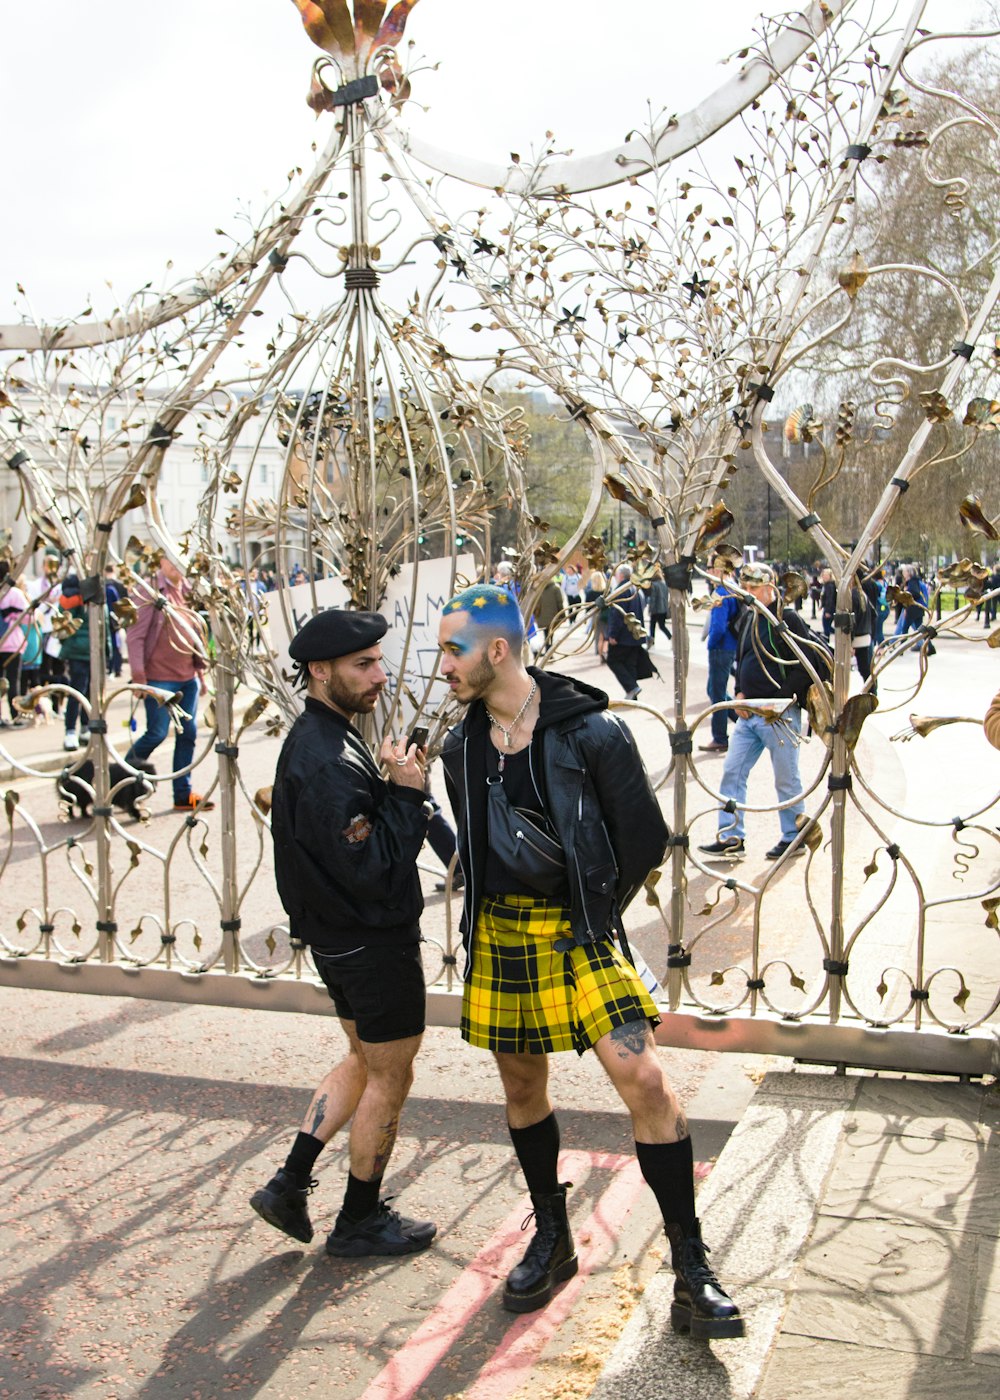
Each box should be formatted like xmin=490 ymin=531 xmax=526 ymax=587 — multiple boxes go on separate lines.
xmin=288 ymin=608 xmax=387 ymax=663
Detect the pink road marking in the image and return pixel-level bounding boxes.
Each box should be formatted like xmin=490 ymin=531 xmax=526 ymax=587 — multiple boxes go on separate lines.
xmin=460 ymin=1155 xmax=647 ymax=1400
xmin=357 ymin=1149 xmax=712 ymax=1400
xmin=356 ymin=1151 xmax=605 ymax=1400
xmin=463 ymin=1155 xmax=714 ymax=1400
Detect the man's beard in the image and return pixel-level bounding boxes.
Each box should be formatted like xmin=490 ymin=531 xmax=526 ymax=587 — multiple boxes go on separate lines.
xmin=324 ymin=675 xmax=381 ymax=715
xmin=457 ymin=652 xmax=496 ymax=704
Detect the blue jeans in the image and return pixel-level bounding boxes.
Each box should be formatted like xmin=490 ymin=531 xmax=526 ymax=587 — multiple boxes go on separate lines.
xmin=64 ymin=658 xmax=91 ymax=734
xmin=706 ymin=647 xmax=736 ymax=745
xmin=717 ymin=707 xmax=805 ymax=843
xmin=126 ymin=676 xmax=199 ymax=804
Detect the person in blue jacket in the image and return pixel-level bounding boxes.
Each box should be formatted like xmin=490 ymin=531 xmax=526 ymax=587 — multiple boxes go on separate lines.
xmin=700 ymin=557 xmax=741 ymax=753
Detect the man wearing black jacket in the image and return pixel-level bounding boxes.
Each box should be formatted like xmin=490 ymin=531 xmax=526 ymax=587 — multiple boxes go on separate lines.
xmin=699 ymin=563 xmax=815 ymax=862
xmin=438 ymin=584 xmax=742 ymax=1339
xmin=251 ymin=608 xmax=437 ymax=1258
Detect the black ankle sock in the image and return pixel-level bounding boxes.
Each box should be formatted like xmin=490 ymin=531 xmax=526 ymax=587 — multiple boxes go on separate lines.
xmin=635 ymin=1136 xmax=697 ymax=1234
xmin=283 ymin=1131 xmax=324 ymax=1184
xmin=508 ymin=1112 xmax=561 ymax=1197
xmin=341 ymin=1171 xmax=382 ymax=1223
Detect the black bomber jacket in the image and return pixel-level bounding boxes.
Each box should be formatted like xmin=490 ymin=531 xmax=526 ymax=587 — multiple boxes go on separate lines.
xmin=270 ymin=698 xmax=429 ymax=950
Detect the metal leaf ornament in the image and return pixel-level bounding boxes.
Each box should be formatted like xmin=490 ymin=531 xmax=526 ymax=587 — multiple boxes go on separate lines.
xmin=963 ymin=398 xmax=1000 ymax=430
xmin=603 ymin=471 xmax=657 ymax=519
xmin=891 ymin=713 xmax=979 ymax=741
xmin=959 ymin=495 xmax=1000 ymax=542
xmin=919 ymin=390 xmax=952 ymax=424
xmin=837 ymin=250 xmax=868 ymax=301
xmin=805 ymin=681 xmax=834 ymax=746
xmin=712 ymin=545 xmax=743 ymax=573
xmin=694 ymin=501 xmax=735 ymax=554
xmin=780 ymin=570 xmax=808 ymax=603
xmin=836 ymin=692 xmax=878 ymax=750
xmin=963 ymin=564 xmax=990 ymax=601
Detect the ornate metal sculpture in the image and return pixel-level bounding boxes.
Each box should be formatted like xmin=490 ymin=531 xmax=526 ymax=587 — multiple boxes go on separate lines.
xmin=0 ymin=0 xmax=997 ymax=1074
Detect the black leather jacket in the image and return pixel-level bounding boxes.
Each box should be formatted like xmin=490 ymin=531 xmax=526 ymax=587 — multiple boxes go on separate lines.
xmin=441 ymin=669 xmax=669 ymax=972
xmin=270 ymin=698 xmax=429 ymax=951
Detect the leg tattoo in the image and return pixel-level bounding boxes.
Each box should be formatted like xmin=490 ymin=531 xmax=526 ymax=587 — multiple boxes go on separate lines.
xmin=610 ymin=1020 xmax=652 ymax=1059
xmin=309 ymin=1093 xmax=328 ymax=1137
xmin=368 ymin=1114 xmax=400 ymax=1182
xmin=675 ymin=1111 xmax=690 ymax=1141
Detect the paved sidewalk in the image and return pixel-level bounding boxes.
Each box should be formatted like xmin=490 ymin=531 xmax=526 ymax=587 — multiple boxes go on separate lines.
xmin=592 ymin=1070 xmax=1000 ymax=1399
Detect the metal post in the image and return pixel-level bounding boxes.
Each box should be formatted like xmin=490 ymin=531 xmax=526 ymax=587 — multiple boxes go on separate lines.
xmin=212 ymin=634 xmax=241 ymax=975
xmin=666 ymin=580 xmax=689 ymax=1011
xmin=87 ymin=575 xmax=114 ymax=962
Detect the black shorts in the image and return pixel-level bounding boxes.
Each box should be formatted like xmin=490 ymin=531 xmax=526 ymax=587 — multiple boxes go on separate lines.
xmin=311 ymin=941 xmax=426 ymax=1044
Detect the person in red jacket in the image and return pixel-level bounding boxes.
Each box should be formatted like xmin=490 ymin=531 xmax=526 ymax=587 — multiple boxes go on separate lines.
xmin=123 ymin=559 xmax=213 ymax=811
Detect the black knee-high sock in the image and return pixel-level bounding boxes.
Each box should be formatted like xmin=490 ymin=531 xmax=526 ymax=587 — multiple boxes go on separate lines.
xmin=508 ymin=1112 xmax=561 ymax=1197
xmin=635 ymin=1136 xmax=697 ymax=1234
xmin=283 ymin=1131 xmax=324 ymax=1185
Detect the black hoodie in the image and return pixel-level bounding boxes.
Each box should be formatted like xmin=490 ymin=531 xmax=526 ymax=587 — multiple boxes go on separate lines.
xmin=441 ymin=668 xmax=669 ymax=967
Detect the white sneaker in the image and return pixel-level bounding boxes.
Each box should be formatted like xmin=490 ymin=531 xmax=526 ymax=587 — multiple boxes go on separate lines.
xmin=63 ymin=732 xmax=79 ymax=751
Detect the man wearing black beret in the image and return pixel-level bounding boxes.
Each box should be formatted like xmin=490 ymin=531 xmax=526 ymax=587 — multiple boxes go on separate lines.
xmin=251 ymin=607 xmax=437 ymax=1257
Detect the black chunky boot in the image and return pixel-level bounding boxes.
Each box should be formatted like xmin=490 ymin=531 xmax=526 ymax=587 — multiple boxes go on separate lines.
xmin=502 ymin=1184 xmax=578 ymax=1313
xmin=665 ymin=1218 xmax=744 ymax=1339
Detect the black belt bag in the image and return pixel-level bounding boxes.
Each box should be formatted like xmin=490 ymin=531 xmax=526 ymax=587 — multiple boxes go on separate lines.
xmin=486 ymin=778 xmax=567 ymax=896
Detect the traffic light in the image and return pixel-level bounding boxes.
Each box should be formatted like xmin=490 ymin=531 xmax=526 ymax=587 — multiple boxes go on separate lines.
xmin=625 ymin=526 xmax=636 ymax=548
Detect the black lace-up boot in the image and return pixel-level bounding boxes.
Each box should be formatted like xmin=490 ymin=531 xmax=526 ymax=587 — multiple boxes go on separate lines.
xmin=665 ymin=1218 xmax=744 ymax=1339
xmin=502 ymin=1184 xmax=578 ymax=1313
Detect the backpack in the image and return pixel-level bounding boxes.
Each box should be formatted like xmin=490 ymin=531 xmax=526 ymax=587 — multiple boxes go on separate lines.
xmin=782 ymin=610 xmax=834 ymax=704
xmin=726 ymin=595 xmax=746 ymax=644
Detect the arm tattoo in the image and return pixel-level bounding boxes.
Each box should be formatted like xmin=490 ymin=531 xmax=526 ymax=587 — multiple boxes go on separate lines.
xmin=309 ymin=1093 xmax=328 ymax=1137
xmin=368 ymin=1114 xmax=400 ymax=1182
xmin=610 ymin=1019 xmax=651 ymax=1058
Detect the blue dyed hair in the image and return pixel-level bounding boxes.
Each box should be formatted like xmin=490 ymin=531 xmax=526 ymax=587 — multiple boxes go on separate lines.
xmin=442 ymin=584 xmax=525 ymax=643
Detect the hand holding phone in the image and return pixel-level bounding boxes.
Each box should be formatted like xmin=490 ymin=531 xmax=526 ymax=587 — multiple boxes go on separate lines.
xmin=408 ymin=725 xmax=430 ymax=751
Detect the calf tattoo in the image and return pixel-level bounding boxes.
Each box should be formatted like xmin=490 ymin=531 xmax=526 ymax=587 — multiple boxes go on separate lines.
xmin=610 ymin=1020 xmax=651 ymax=1057
xmin=309 ymin=1093 xmax=328 ymax=1137
xmin=368 ymin=1114 xmax=400 ymax=1181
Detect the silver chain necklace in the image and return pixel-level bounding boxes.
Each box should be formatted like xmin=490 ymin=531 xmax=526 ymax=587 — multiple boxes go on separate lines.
xmin=485 ymin=680 xmax=537 ymax=759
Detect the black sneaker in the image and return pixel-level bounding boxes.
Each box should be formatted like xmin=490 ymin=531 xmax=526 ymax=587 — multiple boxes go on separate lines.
xmin=250 ymin=1168 xmax=315 ymax=1244
xmin=325 ymin=1198 xmax=437 ymax=1258
xmin=765 ymin=839 xmax=805 ymax=860
xmin=698 ymin=837 xmax=745 ymax=859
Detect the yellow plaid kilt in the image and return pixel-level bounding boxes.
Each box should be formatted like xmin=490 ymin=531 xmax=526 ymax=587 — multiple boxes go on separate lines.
xmin=461 ymin=894 xmax=660 ymax=1056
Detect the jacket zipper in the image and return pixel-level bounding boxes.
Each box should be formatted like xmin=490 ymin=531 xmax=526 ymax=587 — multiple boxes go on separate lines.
xmin=461 ymin=733 xmax=475 ymax=978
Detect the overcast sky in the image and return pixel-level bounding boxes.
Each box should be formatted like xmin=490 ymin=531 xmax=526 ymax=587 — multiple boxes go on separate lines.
xmin=0 ymin=0 xmax=990 ymax=325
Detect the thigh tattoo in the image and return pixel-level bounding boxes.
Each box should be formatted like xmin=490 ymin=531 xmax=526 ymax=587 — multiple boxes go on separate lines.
xmin=610 ymin=1019 xmax=651 ymax=1058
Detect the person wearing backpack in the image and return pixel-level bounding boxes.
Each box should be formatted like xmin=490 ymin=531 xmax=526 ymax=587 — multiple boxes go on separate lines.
xmin=698 ymin=562 xmax=828 ymax=862
xmin=699 ymin=556 xmax=740 ymax=753
xmin=0 ymin=561 xmax=30 ymax=727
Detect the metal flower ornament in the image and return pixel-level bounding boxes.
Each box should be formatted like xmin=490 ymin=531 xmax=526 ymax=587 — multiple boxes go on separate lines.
xmin=292 ymin=0 xmax=419 ymax=95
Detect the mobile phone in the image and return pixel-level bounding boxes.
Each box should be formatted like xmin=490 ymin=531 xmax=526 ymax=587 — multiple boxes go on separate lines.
xmin=408 ymin=725 xmax=430 ymax=751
